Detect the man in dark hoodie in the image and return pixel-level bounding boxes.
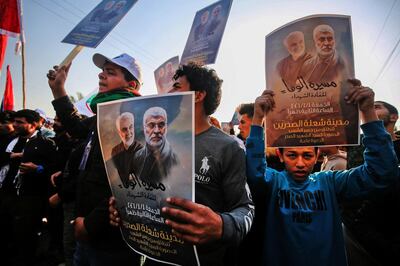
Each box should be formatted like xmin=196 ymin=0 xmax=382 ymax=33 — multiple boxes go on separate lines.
xmin=47 ymin=53 xmax=143 ymax=265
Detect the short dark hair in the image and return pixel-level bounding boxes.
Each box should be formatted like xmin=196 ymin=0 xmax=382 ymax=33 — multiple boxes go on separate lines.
xmin=375 ymin=101 xmax=398 ymax=115
xmin=0 ymin=110 xmax=15 ymax=123
xmin=13 ymin=109 xmax=41 ymax=124
xmin=238 ymin=103 xmax=254 ymax=118
xmin=121 ymin=67 xmax=135 ymax=82
xmin=120 ymin=67 xmax=141 ymax=90
xmin=173 ymin=62 xmax=223 ymax=115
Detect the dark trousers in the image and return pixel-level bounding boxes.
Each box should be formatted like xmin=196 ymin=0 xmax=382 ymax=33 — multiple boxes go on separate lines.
xmin=63 ymin=201 xmax=76 ymax=266
xmin=0 ymin=190 xmax=16 ymax=264
xmin=7 ymin=195 xmax=46 ymax=266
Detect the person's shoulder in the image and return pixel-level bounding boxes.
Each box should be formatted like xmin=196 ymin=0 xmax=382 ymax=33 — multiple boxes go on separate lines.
xmin=208 ymin=127 xmax=245 ymax=151
xmin=302 ymin=52 xmax=313 ymax=61
xmin=135 ymin=145 xmax=146 ymax=157
xmin=111 ymin=142 xmax=123 ymax=156
xmin=335 ymin=53 xmax=347 ymax=67
xmin=37 ymin=132 xmax=56 ymax=145
xmin=130 ymin=140 xmax=143 ymax=151
xmin=206 ymin=126 xmax=235 ymax=140
xmin=308 ymin=171 xmax=330 ymax=183
xmin=304 ymin=53 xmax=317 ymax=64
xmin=276 ymin=57 xmax=287 ymax=72
xmin=229 ymin=135 xmax=245 ymax=150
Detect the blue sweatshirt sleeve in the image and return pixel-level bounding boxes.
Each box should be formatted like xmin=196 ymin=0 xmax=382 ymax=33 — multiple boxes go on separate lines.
xmin=245 ymin=125 xmax=267 ymax=186
xmin=331 ymin=120 xmax=399 ymax=199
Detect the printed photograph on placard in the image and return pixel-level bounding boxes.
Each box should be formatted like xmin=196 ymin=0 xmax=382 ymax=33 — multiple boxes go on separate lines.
xmin=97 ymin=92 xmax=199 ymax=266
xmin=181 ymin=0 xmax=233 ymax=65
xmin=265 ymin=15 xmax=359 ymax=147
xmin=62 ymin=0 xmax=137 ymax=48
xmin=154 ymin=56 xmax=179 ymax=94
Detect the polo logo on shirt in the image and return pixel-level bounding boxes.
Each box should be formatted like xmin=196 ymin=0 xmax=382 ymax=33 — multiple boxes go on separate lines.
xmin=199 ymin=156 xmax=210 ymax=175
xmin=196 ymin=156 xmax=211 ymax=184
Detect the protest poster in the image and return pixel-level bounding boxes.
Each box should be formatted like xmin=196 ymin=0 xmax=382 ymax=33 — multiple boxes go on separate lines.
xmin=62 ymin=0 xmax=137 ymax=48
xmin=154 ymin=56 xmax=179 ymax=94
xmin=181 ymin=0 xmax=233 ymax=65
xmin=98 ymin=93 xmax=199 ymax=266
xmin=265 ymin=15 xmax=359 ymax=147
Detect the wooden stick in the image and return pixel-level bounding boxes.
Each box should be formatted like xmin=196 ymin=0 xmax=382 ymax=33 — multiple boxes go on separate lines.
xmin=60 ymin=45 xmax=84 ymax=67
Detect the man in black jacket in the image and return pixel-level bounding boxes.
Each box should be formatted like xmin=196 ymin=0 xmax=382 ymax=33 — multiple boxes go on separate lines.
xmin=0 ymin=109 xmax=57 ymax=265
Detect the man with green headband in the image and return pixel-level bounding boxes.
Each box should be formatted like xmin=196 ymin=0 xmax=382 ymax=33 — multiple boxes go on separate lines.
xmin=47 ymin=53 xmax=142 ymax=265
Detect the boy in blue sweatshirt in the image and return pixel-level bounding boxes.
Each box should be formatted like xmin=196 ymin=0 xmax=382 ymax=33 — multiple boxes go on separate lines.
xmin=246 ymin=79 xmax=398 ymax=266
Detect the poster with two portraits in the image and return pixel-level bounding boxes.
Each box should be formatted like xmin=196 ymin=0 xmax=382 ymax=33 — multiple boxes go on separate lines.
xmin=98 ymin=92 xmax=199 ymax=266
xmin=181 ymin=0 xmax=233 ymax=65
xmin=154 ymin=56 xmax=180 ymax=95
xmin=265 ymin=15 xmax=359 ymax=147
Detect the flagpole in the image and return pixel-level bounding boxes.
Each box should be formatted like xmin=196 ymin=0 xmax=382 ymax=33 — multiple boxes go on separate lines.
xmin=21 ymin=40 xmax=26 ymax=108
xmin=17 ymin=0 xmax=26 ymax=109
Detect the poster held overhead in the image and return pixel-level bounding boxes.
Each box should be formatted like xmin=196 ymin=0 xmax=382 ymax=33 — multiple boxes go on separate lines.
xmin=264 ymin=15 xmax=359 ymax=147
xmin=60 ymin=0 xmax=138 ymax=66
xmin=62 ymin=0 xmax=137 ymax=48
xmin=181 ymin=0 xmax=233 ymax=65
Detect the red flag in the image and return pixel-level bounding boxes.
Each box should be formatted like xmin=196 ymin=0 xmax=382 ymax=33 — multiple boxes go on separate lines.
xmin=0 ymin=0 xmax=21 ymax=37
xmin=1 ymin=65 xmax=14 ymax=111
xmin=0 ymin=0 xmax=23 ymax=72
xmin=0 ymin=34 xmax=7 ymax=73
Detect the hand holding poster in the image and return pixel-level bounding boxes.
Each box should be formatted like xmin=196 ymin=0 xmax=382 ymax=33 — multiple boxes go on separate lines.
xmin=181 ymin=0 xmax=233 ymax=65
xmin=154 ymin=56 xmax=179 ymax=94
xmin=265 ymin=15 xmax=359 ymax=147
xmin=98 ymin=93 xmax=199 ymax=266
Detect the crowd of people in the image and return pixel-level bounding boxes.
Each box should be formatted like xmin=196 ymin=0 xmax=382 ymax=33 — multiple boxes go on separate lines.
xmin=0 ymin=50 xmax=398 ymax=266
